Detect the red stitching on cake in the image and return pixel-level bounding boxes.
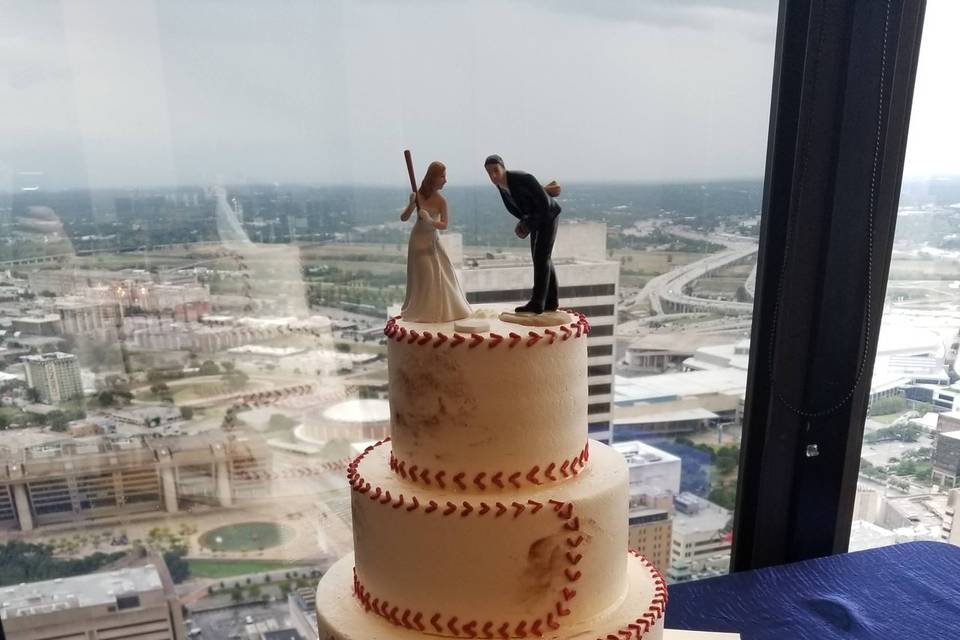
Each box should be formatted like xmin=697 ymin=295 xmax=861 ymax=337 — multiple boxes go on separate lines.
xmin=454 ymin=472 xmax=467 ymax=490
xmin=567 ymin=535 xmax=584 ymax=548
xmin=526 ymin=466 xmax=542 ymax=485
xmin=492 ymin=472 xmax=504 ymax=488
xmin=592 ymin=551 xmax=669 ymax=640
xmin=385 ymin=311 xmax=591 ymax=351
xmin=474 ymin=472 xmax=486 ymax=490
xmin=436 ymin=470 xmax=446 ymax=488
xmin=347 ymin=439 xmax=596 ymax=637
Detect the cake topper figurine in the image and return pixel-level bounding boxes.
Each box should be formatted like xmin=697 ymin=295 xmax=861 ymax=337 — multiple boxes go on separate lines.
xmin=485 ymin=154 xmax=562 ymax=314
xmin=399 ymin=151 xmax=472 ymax=323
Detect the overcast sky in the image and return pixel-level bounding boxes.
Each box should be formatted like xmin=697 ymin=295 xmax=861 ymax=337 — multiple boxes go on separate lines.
xmin=0 ymin=0 xmax=956 ymax=190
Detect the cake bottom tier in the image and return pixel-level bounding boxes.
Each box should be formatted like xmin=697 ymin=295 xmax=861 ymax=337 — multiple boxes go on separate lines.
xmin=316 ymin=550 xmax=666 ymax=640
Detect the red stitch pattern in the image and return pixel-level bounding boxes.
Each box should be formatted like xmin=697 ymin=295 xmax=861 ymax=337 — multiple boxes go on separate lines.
xmin=385 ymin=441 xmax=591 ymax=492
xmin=384 ymin=310 xmax=591 ymax=351
xmin=346 ymin=439 xmax=607 ymax=638
xmin=589 ymin=550 xmax=669 ymax=640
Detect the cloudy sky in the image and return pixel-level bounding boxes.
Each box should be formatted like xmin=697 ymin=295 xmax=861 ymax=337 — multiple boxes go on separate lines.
xmin=0 ymin=0 xmax=955 ymax=190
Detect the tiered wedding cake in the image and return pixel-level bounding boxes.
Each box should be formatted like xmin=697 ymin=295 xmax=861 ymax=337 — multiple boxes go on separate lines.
xmin=316 ymin=311 xmax=667 ymax=639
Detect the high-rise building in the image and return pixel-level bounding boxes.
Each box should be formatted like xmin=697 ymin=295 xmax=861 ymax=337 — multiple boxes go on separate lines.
xmin=458 ymin=223 xmax=619 ymax=442
xmin=21 ymin=352 xmax=83 ymax=404
xmin=0 ymin=565 xmax=185 ymax=640
xmin=933 ymin=430 xmax=960 ymax=488
xmin=56 ymin=298 xmax=121 ymax=339
xmin=613 ymin=441 xmax=681 ymax=572
xmin=628 ymin=492 xmax=674 ymax=572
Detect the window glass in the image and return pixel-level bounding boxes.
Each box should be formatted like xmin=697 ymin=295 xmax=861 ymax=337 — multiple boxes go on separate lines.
xmin=0 ymin=4 xmax=778 ymax=636
xmin=850 ymin=0 xmax=960 ymax=554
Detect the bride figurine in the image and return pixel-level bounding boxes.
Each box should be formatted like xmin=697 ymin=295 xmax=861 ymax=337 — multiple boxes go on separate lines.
xmin=399 ymin=161 xmax=472 ymax=323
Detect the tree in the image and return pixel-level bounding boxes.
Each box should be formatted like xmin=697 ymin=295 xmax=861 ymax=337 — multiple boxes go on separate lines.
xmin=0 ymin=415 xmax=9 ymax=431
xmin=163 ymin=548 xmax=191 ymax=584
xmin=48 ymin=411 xmax=69 ymax=432
xmin=98 ymin=391 xmax=115 ymax=407
xmin=180 ymin=406 xmax=194 ymax=420
xmin=25 ymin=387 xmax=41 ymax=403
xmin=150 ymin=383 xmax=170 ymax=397
xmin=231 ymin=587 xmax=243 ymax=603
xmin=221 ymin=361 xmax=235 ymax=372
xmin=199 ymin=360 xmax=220 ymax=376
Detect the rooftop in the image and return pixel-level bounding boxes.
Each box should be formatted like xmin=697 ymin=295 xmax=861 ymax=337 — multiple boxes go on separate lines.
xmin=613 ymin=407 xmax=719 ymax=426
xmin=614 ymin=369 xmax=747 ymax=406
xmin=20 ymin=352 xmax=76 ymax=363
xmin=613 ymin=440 xmax=682 ymax=467
xmin=0 ymin=565 xmax=162 ymax=621
xmin=672 ymin=494 xmax=732 ymax=535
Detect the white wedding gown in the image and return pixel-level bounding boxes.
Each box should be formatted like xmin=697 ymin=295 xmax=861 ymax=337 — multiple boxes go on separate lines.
xmin=401 ymin=208 xmax=472 ymax=323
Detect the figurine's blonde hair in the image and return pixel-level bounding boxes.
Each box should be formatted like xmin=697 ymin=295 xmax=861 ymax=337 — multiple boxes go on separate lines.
xmin=418 ymin=161 xmax=446 ymax=199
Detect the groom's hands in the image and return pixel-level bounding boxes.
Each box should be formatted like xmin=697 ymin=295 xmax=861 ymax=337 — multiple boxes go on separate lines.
xmin=514 ymin=221 xmax=530 ymax=239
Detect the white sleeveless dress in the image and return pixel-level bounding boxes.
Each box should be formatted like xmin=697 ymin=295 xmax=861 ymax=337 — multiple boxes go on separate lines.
xmin=400 ymin=208 xmax=472 ymax=323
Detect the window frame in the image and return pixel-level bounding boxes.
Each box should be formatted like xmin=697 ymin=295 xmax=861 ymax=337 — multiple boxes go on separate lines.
xmin=733 ymin=0 xmax=927 ymax=570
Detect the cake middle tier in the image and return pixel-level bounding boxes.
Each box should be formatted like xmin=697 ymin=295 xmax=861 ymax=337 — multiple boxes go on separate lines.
xmin=386 ymin=313 xmax=589 ymax=480
xmin=347 ymin=438 xmax=628 ymax=631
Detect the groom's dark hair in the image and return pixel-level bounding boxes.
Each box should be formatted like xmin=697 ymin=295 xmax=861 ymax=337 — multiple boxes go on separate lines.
xmin=484 ymin=154 xmax=505 ymax=168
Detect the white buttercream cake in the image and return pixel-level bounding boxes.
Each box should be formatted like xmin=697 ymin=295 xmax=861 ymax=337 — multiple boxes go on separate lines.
xmin=316 ymin=311 xmax=667 ymax=639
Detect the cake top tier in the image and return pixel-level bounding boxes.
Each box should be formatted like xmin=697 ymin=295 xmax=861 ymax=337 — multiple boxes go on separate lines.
xmin=384 ymin=310 xmax=591 ymax=489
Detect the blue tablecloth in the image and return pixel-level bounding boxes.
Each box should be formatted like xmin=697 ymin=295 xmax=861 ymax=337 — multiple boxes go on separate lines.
xmin=665 ymin=541 xmax=960 ymax=640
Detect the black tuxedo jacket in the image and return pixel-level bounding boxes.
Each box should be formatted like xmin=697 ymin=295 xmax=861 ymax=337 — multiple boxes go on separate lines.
xmin=498 ymin=170 xmax=561 ymax=231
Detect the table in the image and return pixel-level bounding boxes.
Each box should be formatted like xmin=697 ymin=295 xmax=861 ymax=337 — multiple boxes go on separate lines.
xmin=665 ymin=541 xmax=960 ymax=640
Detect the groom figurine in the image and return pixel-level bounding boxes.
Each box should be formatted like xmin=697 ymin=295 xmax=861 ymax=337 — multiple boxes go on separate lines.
xmin=484 ymin=155 xmax=562 ymax=314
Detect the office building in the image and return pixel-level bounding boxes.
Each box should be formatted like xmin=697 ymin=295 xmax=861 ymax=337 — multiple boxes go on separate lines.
xmin=12 ymin=315 xmax=62 ymax=337
xmin=56 ymin=297 xmax=122 ymax=339
xmin=671 ymin=493 xmax=733 ymax=576
xmin=458 ymin=223 xmax=619 ymax=442
xmin=933 ymin=430 xmax=960 ymax=488
xmin=0 ymin=565 xmax=185 ymax=640
xmin=288 ymin=588 xmax=319 ymax=640
xmin=21 ymin=352 xmax=83 ymax=404
xmin=0 ymin=433 xmax=270 ymax=532
xmin=612 ymin=440 xmax=682 ymax=495
xmin=628 ymin=491 xmax=674 ymax=572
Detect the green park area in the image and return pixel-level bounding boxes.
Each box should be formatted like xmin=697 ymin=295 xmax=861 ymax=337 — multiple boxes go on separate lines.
xmin=198 ymin=522 xmax=296 ymax=553
xmin=187 ymin=558 xmax=295 ymax=579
